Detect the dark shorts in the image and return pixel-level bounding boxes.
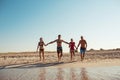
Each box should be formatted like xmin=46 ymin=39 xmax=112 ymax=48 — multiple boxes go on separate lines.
xmin=39 ymin=48 xmax=44 ymax=52
xmin=80 ymin=47 xmax=86 ymax=54
xmin=57 ymin=46 xmax=62 ymax=53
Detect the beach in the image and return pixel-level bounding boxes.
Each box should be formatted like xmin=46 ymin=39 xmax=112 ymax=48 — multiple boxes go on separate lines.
xmin=0 ymin=66 xmax=120 ymax=80
xmin=0 ymin=50 xmax=120 ymax=80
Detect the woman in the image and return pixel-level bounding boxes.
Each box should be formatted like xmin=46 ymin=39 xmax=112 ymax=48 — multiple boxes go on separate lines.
xmin=37 ymin=37 xmax=46 ymax=62
xmin=69 ymin=38 xmax=77 ymax=61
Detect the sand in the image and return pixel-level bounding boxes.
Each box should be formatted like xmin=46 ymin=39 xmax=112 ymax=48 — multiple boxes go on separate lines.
xmin=0 ymin=50 xmax=120 ymax=80
xmin=0 ymin=50 xmax=120 ymax=67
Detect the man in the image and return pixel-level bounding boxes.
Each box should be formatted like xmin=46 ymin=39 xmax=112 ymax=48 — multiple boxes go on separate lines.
xmin=46 ymin=35 xmax=69 ymax=62
xmin=77 ymin=36 xmax=87 ymax=61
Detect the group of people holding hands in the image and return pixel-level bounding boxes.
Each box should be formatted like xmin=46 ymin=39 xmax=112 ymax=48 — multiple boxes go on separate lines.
xmin=37 ymin=35 xmax=87 ymax=62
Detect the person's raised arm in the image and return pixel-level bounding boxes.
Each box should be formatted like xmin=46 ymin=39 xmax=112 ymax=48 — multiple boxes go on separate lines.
xmin=46 ymin=40 xmax=57 ymax=45
xmin=43 ymin=42 xmax=46 ymax=46
xmin=75 ymin=44 xmax=78 ymax=52
xmin=62 ymin=40 xmax=69 ymax=44
xmin=77 ymin=41 xmax=80 ymax=49
xmin=74 ymin=43 xmax=77 ymax=49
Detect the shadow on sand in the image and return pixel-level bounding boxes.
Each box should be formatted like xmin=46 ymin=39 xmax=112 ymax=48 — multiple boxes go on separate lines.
xmin=0 ymin=61 xmax=76 ymax=69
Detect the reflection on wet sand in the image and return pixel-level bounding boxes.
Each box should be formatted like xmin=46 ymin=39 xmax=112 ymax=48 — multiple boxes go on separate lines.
xmin=0 ymin=66 xmax=120 ymax=80
xmin=70 ymin=68 xmax=76 ymax=80
xmin=56 ymin=68 xmax=64 ymax=80
xmin=80 ymin=68 xmax=89 ymax=80
xmin=37 ymin=68 xmax=89 ymax=80
xmin=39 ymin=68 xmax=46 ymax=80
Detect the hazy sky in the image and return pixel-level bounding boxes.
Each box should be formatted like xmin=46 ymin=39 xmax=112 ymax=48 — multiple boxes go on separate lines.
xmin=0 ymin=0 xmax=120 ymax=53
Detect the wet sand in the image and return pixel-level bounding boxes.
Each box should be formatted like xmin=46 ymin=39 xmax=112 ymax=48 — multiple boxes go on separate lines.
xmin=0 ymin=50 xmax=120 ymax=80
xmin=0 ymin=66 xmax=120 ymax=80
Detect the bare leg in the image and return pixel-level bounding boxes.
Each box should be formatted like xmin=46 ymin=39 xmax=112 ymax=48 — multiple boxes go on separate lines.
xmin=80 ymin=53 xmax=83 ymax=61
xmin=60 ymin=51 xmax=63 ymax=61
xmin=73 ymin=52 xmax=75 ymax=56
xmin=42 ymin=51 xmax=45 ymax=62
xmin=72 ymin=51 xmax=75 ymax=61
xmin=70 ymin=52 xmax=72 ymax=61
xmin=60 ymin=52 xmax=63 ymax=57
xmin=57 ymin=52 xmax=60 ymax=62
xmin=82 ymin=53 xmax=85 ymax=60
xmin=59 ymin=53 xmax=62 ymax=61
xmin=39 ymin=51 xmax=41 ymax=61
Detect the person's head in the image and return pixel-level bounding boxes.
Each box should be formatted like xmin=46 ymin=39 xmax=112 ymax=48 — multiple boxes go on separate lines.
xmin=81 ymin=36 xmax=83 ymax=40
xmin=71 ymin=38 xmax=73 ymax=42
xmin=58 ymin=34 xmax=61 ymax=39
xmin=40 ymin=37 xmax=43 ymax=41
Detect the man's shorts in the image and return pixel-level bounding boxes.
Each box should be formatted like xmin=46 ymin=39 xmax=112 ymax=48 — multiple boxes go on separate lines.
xmin=57 ymin=46 xmax=62 ymax=53
xmin=80 ymin=47 xmax=86 ymax=54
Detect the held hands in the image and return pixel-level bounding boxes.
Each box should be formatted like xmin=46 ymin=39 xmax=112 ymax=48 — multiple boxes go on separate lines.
xmin=75 ymin=49 xmax=78 ymax=52
xmin=45 ymin=43 xmax=49 ymax=46
xmin=76 ymin=47 xmax=78 ymax=50
xmin=75 ymin=47 xmax=78 ymax=52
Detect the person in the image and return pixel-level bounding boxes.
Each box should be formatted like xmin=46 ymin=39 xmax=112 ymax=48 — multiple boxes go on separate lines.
xmin=77 ymin=36 xmax=87 ymax=61
xmin=46 ymin=35 xmax=69 ymax=62
xmin=69 ymin=38 xmax=77 ymax=61
xmin=36 ymin=37 xmax=46 ymax=62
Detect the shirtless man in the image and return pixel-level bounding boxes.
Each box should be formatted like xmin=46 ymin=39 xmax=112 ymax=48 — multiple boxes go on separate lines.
xmin=46 ymin=35 xmax=69 ymax=62
xmin=77 ymin=36 xmax=87 ymax=61
xmin=37 ymin=37 xmax=46 ymax=62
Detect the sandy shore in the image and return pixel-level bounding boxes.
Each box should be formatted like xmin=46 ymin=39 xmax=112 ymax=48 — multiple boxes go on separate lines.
xmin=0 ymin=50 xmax=120 ymax=80
xmin=0 ymin=50 xmax=120 ymax=67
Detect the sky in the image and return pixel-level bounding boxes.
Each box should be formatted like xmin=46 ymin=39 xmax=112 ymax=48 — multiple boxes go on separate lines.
xmin=0 ymin=0 xmax=120 ymax=53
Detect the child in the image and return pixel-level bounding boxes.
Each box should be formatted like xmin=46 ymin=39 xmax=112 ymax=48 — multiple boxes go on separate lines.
xmin=37 ymin=37 xmax=46 ymax=62
xmin=69 ymin=38 xmax=77 ymax=61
